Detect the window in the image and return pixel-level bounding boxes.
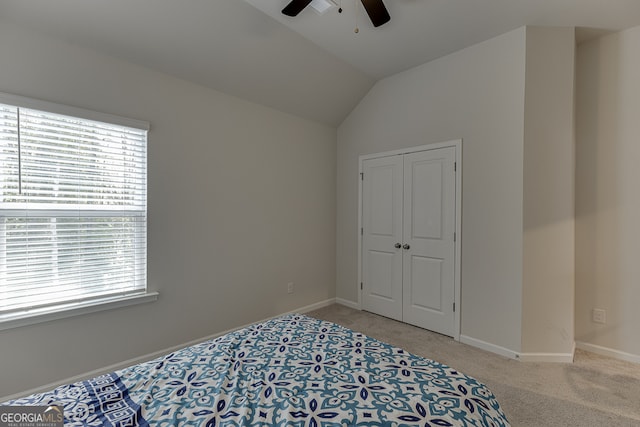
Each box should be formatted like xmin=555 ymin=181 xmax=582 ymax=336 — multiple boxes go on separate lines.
xmin=0 ymin=93 xmax=154 ymax=328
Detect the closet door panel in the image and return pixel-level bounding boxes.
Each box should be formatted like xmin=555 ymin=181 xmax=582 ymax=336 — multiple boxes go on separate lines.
xmin=402 ymin=147 xmax=456 ymax=336
xmin=361 ymin=156 xmax=403 ymax=321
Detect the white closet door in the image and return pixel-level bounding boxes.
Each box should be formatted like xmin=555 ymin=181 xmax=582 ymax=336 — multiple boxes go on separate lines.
xmin=361 ymin=155 xmax=404 ymax=321
xmin=402 ymin=147 xmax=456 ymax=336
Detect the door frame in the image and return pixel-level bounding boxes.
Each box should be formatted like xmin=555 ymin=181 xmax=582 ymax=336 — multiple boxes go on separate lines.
xmin=358 ymin=139 xmax=462 ymax=341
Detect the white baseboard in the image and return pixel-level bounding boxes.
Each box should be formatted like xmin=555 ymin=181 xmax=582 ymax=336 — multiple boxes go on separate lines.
xmin=289 ymin=298 xmax=336 ymax=315
xmin=518 ymin=352 xmax=575 ymax=363
xmin=459 ymin=335 xmax=519 ymax=359
xmin=336 ymin=298 xmax=360 ymax=310
xmin=518 ymin=340 xmax=575 ymax=363
xmin=576 ymin=341 xmax=640 ymax=364
xmin=460 ymin=335 xmax=576 ymax=362
xmin=1 ymin=298 xmax=337 ymax=403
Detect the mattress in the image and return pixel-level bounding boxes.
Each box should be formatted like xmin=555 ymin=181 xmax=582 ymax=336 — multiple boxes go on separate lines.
xmin=4 ymin=314 xmax=510 ymax=426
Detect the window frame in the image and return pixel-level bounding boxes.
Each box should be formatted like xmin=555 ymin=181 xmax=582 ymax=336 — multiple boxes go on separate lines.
xmin=0 ymin=92 xmax=157 ymax=331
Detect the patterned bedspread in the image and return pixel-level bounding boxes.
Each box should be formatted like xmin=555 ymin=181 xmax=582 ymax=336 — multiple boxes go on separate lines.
xmin=5 ymin=314 xmax=510 ymax=426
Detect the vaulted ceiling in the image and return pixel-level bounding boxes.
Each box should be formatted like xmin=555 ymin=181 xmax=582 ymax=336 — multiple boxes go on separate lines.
xmin=1 ymin=0 xmax=640 ymax=126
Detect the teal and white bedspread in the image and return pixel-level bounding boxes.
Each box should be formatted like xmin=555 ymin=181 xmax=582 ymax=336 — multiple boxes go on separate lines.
xmin=4 ymin=314 xmax=510 ymax=426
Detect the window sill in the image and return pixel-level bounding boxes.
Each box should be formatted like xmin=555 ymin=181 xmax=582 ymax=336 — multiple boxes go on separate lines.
xmin=0 ymin=292 xmax=159 ymax=331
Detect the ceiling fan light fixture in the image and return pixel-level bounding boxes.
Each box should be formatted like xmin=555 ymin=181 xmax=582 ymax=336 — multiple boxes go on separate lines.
xmin=309 ymin=0 xmax=338 ymax=14
xmin=282 ymin=0 xmax=389 ymax=27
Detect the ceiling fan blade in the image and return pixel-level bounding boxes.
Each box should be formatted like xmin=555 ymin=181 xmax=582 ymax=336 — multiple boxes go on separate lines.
xmin=360 ymin=0 xmax=390 ymax=27
xmin=282 ymin=0 xmax=314 ymax=16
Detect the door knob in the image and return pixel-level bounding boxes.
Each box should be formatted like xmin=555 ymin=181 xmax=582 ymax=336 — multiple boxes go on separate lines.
xmin=394 ymin=243 xmax=402 ymax=249
xmin=403 ymin=244 xmax=410 ymax=250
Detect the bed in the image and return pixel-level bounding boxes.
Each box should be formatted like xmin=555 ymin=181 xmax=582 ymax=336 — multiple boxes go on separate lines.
xmin=4 ymin=314 xmax=510 ymax=426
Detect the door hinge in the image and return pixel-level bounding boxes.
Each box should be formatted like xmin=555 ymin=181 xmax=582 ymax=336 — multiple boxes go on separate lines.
xmin=454 ymin=162 xmax=457 ymax=172
xmin=360 ymin=282 xmax=363 ymax=290
xmin=361 ymin=227 xmax=363 ymax=236
xmin=454 ymin=232 xmax=456 ymax=242
xmin=360 ymin=172 xmax=363 ymax=180
xmin=453 ymin=302 xmax=456 ymax=312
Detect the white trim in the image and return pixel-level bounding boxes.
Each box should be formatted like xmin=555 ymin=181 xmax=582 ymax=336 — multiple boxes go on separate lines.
xmin=336 ymin=298 xmax=361 ymax=310
xmin=359 ymin=140 xmax=462 ymax=162
xmin=518 ymin=340 xmax=577 ymax=363
xmin=358 ymin=140 xmax=463 ymax=339
xmin=0 ymin=292 xmax=159 ymax=332
xmin=460 ymin=335 xmax=576 ymax=362
xmin=292 ymin=298 xmax=336 ymax=315
xmin=459 ymin=335 xmax=519 ymax=360
xmin=0 ymin=91 xmax=149 ymax=131
xmin=518 ymin=352 xmax=575 ymax=363
xmin=453 ymin=142 xmax=462 ymax=342
xmin=357 ymin=159 xmax=363 ymax=310
xmin=576 ymin=341 xmax=640 ymax=364
xmin=0 ymin=298 xmax=336 ymax=402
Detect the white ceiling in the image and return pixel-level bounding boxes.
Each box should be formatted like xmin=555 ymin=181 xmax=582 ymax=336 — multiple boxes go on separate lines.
xmin=1 ymin=0 xmax=640 ymax=126
xmin=249 ymin=0 xmax=640 ymax=78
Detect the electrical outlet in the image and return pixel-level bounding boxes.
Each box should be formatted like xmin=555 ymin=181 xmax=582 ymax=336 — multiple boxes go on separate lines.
xmin=287 ymin=282 xmax=295 ymax=294
xmin=592 ymin=308 xmax=606 ymax=324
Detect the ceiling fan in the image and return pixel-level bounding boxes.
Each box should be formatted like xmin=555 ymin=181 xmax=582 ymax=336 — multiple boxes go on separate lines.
xmin=282 ymin=0 xmax=390 ymax=28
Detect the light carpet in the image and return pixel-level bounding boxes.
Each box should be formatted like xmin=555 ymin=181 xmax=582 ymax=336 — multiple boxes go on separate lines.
xmin=307 ymin=304 xmax=640 ymax=427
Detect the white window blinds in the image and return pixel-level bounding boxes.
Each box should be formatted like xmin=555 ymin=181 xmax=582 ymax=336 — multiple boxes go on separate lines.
xmin=0 ymin=99 xmax=147 ymax=315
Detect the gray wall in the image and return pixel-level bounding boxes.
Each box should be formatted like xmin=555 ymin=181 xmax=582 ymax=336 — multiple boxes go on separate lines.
xmin=521 ymin=27 xmax=575 ymax=356
xmin=4 ymin=16 xmax=636 ymax=400
xmin=337 ymin=28 xmax=527 ymax=352
xmin=576 ymin=25 xmax=640 ymax=358
xmin=337 ymin=26 xmax=579 ymax=358
xmin=0 ymin=23 xmax=337 ymax=398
